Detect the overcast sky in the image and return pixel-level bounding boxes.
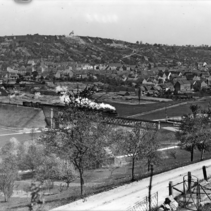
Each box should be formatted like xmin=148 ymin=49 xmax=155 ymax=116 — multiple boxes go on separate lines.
xmin=0 ymin=0 xmax=210 ymax=46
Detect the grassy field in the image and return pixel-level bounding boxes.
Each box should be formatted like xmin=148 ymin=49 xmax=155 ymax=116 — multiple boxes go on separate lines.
xmin=137 ymin=97 xmax=211 ymax=120
xmin=107 ymin=101 xmax=181 ymax=117
xmin=1 ymin=146 xmax=210 ymax=211
xmin=0 ymin=104 xmax=46 ymax=128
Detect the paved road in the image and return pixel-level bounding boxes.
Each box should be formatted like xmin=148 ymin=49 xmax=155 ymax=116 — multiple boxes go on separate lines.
xmin=51 ymin=159 xmax=211 ymax=211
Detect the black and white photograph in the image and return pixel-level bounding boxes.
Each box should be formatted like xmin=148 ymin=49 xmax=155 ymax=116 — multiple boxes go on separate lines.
xmin=1 ymin=0 xmax=211 ymax=210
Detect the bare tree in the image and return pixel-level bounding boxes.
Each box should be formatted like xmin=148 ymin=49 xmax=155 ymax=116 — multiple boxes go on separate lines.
xmin=111 ymin=123 xmax=159 ymax=181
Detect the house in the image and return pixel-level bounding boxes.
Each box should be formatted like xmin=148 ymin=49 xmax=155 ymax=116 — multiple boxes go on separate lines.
xmin=174 ymin=80 xmax=191 ymax=93
xmin=116 ymin=70 xmax=129 ymax=77
xmin=142 ymin=79 xmax=154 ymax=85
xmin=106 ymin=63 xmax=122 ymax=71
xmin=143 ymin=85 xmax=153 ymax=92
xmin=75 ymin=73 xmax=88 ymax=79
xmin=28 ymin=60 xmax=36 ymax=66
xmin=207 ymin=76 xmax=211 ymax=86
xmin=192 ymin=76 xmax=201 ymax=81
xmin=127 ymin=77 xmax=138 ymax=82
xmin=161 ymin=83 xmax=174 ymax=91
xmin=37 ymin=90 xmax=58 ymax=96
xmin=94 ymin=64 xmax=107 ymax=70
xmin=55 ymin=69 xmax=73 ymax=79
xmin=158 ymin=73 xmax=167 ymax=84
xmin=192 ymin=80 xmax=208 ymax=91
xmin=81 ymin=64 xmax=93 ymax=70
xmin=0 ymin=87 xmax=8 ymax=96
xmin=169 ymin=70 xmax=182 ymax=78
xmin=184 ymin=72 xmax=198 ymax=80
xmin=200 ymin=71 xmax=210 ymax=79
xmin=0 ymin=72 xmax=7 ymax=80
xmin=153 ymin=84 xmax=162 ymax=91
xmin=18 ymin=66 xmax=27 ymax=75
xmin=55 ymin=71 xmax=61 ymax=79
xmin=172 ymin=76 xmax=187 ymax=85
xmin=117 ymin=91 xmax=128 ymax=96
xmin=8 ymin=72 xmax=19 ymax=80
xmin=200 ymin=81 xmax=208 ymax=90
xmin=23 ymin=75 xmax=32 ymax=81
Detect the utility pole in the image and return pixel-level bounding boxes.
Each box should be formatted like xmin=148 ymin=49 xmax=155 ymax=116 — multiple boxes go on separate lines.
xmin=148 ymin=165 xmax=153 ymax=211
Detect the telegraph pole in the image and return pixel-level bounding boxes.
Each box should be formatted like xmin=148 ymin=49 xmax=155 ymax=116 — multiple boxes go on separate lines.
xmin=148 ymin=165 xmax=153 ymax=211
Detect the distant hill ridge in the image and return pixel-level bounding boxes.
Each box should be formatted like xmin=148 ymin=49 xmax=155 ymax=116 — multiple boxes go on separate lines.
xmin=0 ymin=34 xmax=211 ymax=65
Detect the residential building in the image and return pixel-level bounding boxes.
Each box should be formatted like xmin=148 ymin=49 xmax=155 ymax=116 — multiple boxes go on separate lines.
xmin=174 ymin=80 xmax=191 ymax=93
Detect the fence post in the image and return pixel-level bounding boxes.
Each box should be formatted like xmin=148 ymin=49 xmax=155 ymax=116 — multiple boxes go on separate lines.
xmin=157 ymin=121 xmax=161 ymax=130
xmin=188 ymin=172 xmax=191 ymax=192
xmin=196 ymin=181 xmax=201 ymax=209
xmin=202 ymin=166 xmax=208 ymax=181
xmin=183 ymin=176 xmax=187 ymax=205
xmin=169 ymin=181 xmax=173 ymax=196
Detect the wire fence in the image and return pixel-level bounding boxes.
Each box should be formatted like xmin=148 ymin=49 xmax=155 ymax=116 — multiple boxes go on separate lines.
xmin=127 ymin=192 xmax=158 ymax=211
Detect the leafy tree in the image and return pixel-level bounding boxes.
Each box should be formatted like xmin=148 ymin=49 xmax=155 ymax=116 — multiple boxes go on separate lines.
xmin=57 ymin=160 xmax=77 ymax=189
xmin=0 ymin=141 xmax=19 ymax=202
xmin=177 ymin=105 xmax=211 ymax=161
xmin=38 ymin=106 xmax=110 ymax=197
xmin=195 ymin=107 xmax=211 ymax=160
xmin=0 ymin=157 xmax=18 ymax=202
xmin=190 ymin=104 xmax=200 ymax=118
xmin=35 ymin=154 xmax=59 ymax=192
xmin=17 ymin=142 xmax=45 ymax=178
xmin=177 ymin=113 xmax=200 ymax=162
xmin=111 ymin=123 xmax=158 ymax=181
xmin=17 ymin=141 xmax=75 ymax=190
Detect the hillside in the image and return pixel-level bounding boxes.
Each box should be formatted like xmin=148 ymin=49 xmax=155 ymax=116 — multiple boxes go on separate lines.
xmin=0 ymin=104 xmax=46 ymax=128
xmin=1 ymin=34 xmax=211 ymax=66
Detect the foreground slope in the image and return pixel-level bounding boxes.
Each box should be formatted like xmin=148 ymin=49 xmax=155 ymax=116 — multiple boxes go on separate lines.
xmin=51 ymin=159 xmax=211 ymax=211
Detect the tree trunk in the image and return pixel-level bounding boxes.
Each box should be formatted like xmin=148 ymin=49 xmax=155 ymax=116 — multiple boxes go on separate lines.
xmin=4 ymin=192 xmax=8 ymax=202
xmin=131 ymin=157 xmax=135 ymax=182
xmin=79 ymin=170 xmax=84 ymax=197
xmin=201 ymin=148 xmax=205 ymax=161
xmin=148 ymin=159 xmax=150 ymax=172
xmin=66 ymin=182 xmax=70 ymax=189
xmin=191 ymin=144 xmax=194 ymax=162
